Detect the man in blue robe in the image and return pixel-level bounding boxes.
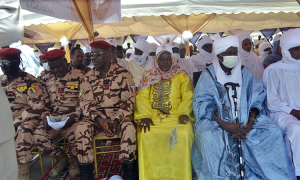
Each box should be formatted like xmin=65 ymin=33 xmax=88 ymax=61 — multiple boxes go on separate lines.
xmin=192 ymin=34 xmax=295 ymax=180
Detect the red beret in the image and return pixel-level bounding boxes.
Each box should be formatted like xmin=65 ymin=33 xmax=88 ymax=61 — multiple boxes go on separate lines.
xmin=0 ymin=48 xmax=21 ymax=58
xmin=44 ymin=49 xmax=66 ymax=61
xmin=39 ymin=55 xmax=46 ymax=60
xmin=90 ymin=41 xmax=112 ymax=50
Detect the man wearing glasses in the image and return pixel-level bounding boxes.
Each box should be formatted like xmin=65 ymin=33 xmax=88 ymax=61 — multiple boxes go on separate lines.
xmin=0 ymin=48 xmax=44 ymax=180
xmin=76 ymin=41 xmax=137 ymax=180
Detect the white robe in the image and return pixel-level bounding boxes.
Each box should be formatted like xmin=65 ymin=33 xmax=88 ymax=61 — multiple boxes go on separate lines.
xmin=265 ymin=64 xmax=300 ymax=175
xmin=117 ymin=58 xmax=128 ymax=68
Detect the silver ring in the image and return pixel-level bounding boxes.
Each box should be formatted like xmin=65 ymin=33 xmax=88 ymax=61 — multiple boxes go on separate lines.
xmin=144 ymin=124 xmax=146 ymax=126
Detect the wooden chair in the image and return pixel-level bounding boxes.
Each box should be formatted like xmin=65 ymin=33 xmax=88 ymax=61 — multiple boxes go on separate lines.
xmin=31 ymin=146 xmax=44 ymax=175
xmin=93 ymin=132 xmax=121 ymax=177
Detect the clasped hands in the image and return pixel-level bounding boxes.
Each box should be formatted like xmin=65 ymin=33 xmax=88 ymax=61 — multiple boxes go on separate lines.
xmin=223 ymin=120 xmax=254 ymax=140
xmin=138 ymin=115 xmax=190 ymax=133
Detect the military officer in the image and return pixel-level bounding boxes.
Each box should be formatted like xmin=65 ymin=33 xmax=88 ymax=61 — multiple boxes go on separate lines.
xmin=0 ymin=48 xmax=44 ymax=180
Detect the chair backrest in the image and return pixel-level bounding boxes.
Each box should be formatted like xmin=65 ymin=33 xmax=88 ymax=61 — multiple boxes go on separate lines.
xmin=193 ymin=71 xmax=202 ymax=87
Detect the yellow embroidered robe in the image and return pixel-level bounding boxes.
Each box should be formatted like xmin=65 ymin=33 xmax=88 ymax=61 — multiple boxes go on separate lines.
xmin=134 ymin=72 xmax=194 ymax=180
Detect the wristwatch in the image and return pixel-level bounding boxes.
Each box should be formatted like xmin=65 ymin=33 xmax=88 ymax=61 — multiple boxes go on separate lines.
xmin=248 ymin=117 xmax=256 ymax=124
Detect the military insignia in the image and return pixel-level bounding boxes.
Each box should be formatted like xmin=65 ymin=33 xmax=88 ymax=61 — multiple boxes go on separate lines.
xmin=66 ymin=82 xmax=79 ymax=90
xmin=130 ymin=86 xmax=137 ymax=93
xmin=161 ymin=45 xmax=167 ymax=49
xmin=79 ymin=89 xmax=85 ymax=98
xmin=58 ymin=88 xmax=64 ymax=93
xmin=16 ymin=86 xmax=27 ymax=93
xmin=28 ymin=85 xmax=38 ymax=93
xmin=103 ymin=79 xmax=109 ymax=90
xmin=6 ymin=91 xmax=14 ymax=97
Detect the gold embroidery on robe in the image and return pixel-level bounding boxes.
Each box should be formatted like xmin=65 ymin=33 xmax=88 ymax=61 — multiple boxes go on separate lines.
xmin=152 ymin=79 xmax=172 ymax=114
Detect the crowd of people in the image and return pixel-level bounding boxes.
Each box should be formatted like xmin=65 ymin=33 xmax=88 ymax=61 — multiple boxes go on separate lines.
xmin=0 ymin=28 xmax=300 ymax=180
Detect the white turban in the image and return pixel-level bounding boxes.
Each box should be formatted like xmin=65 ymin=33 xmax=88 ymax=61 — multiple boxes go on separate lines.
xmin=150 ymin=43 xmax=158 ymax=53
xmin=213 ymin=35 xmax=239 ymax=55
xmin=83 ymin=48 xmax=90 ymax=54
xmin=280 ymin=28 xmax=300 ymax=66
xmin=135 ymin=39 xmax=151 ymax=55
xmin=178 ymin=43 xmax=185 ymax=49
xmin=106 ymin=39 xmax=117 ymax=47
xmin=197 ymin=35 xmax=213 ymax=50
xmin=196 ymin=35 xmax=216 ymax=63
xmin=259 ymin=42 xmax=272 ymax=61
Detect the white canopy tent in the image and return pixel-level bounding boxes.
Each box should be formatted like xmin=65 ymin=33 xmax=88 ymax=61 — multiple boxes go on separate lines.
xmin=20 ymin=0 xmax=300 ymax=44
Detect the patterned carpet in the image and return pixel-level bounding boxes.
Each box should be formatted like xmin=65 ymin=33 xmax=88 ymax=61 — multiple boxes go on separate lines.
xmin=41 ymin=140 xmax=124 ymax=180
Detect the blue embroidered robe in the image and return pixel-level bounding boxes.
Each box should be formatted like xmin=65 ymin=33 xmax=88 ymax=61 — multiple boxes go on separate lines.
xmin=192 ymin=65 xmax=295 ymax=180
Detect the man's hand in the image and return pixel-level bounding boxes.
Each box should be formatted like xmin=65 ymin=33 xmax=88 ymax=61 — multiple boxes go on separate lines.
xmin=96 ymin=116 xmax=115 ymax=136
xmin=291 ymin=109 xmax=300 ymax=120
xmin=243 ymin=120 xmax=254 ymax=134
xmin=43 ymin=115 xmax=52 ymax=131
xmin=64 ymin=114 xmax=77 ymax=129
xmin=139 ymin=118 xmax=155 ymax=133
xmin=178 ymin=115 xmax=189 ymax=124
xmin=105 ymin=120 xmax=118 ymax=137
xmin=223 ymin=122 xmax=248 ymax=139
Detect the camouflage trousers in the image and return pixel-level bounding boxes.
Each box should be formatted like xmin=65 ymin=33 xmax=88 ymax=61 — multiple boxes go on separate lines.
xmin=15 ymin=119 xmax=39 ymax=164
xmin=70 ymin=117 xmax=137 ymax=164
xmin=32 ymin=121 xmax=79 ymax=157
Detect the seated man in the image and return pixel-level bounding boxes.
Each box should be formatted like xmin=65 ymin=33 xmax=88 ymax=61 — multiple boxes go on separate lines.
xmin=116 ymin=45 xmax=128 ymax=68
xmin=135 ymin=44 xmax=194 ymax=180
xmin=33 ymin=49 xmax=85 ymax=179
xmin=192 ymin=35 xmax=295 ymax=179
xmin=172 ymin=42 xmax=189 ymax=73
xmin=0 ymin=48 xmax=44 ymax=180
xmin=77 ymin=41 xmax=137 ymax=180
xmin=70 ymin=47 xmax=91 ymax=73
xmin=264 ymin=28 xmax=300 ymax=179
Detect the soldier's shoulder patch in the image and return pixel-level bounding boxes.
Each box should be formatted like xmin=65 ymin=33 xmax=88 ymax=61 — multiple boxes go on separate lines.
xmin=28 ymin=85 xmax=38 ymax=93
xmin=130 ymin=86 xmax=137 ymax=93
xmin=16 ymin=86 xmax=27 ymax=93
xmin=79 ymin=89 xmax=85 ymax=98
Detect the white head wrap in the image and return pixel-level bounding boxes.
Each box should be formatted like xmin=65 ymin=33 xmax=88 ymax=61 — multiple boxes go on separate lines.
xmin=196 ymin=35 xmax=216 ymax=63
xmin=213 ymin=34 xmax=239 ymax=55
xmin=156 ymin=44 xmax=173 ymax=55
xmin=259 ymin=42 xmax=272 ymax=62
xmin=125 ymin=49 xmax=135 ymax=61
xmin=178 ymin=43 xmax=185 ymax=49
xmin=106 ymin=39 xmax=117 ymax=47
xmin=280 ymin=28 xmax=300 ymax=66
xmin=134 ymin=39 xmax=151 ymax=66
xmin=150 ymin=43 xmax=158 ymax=53
xmin=237 ymin=33 xmax=264 ymax=81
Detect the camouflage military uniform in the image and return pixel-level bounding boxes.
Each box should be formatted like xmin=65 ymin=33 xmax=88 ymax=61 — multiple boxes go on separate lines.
xmin=0 ymin=71 xmax=44 ymax=164
xmin=75 ymin=62 xmax=137 ymax=163
xmin=37 ymin=69 xmax=49 ymax=82
xmin=75 ymin=64 xmax=91 ymax=74
xmin=33 ymin=65 xmax=85 ymax=157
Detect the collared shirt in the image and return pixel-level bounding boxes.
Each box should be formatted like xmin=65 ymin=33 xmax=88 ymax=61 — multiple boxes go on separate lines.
xmin=80 ymin=63 xmax=136 ymax=122
xmin=37 ymin=69 xmax=50 ymax=82
xmin=72 ymin=64 xmax=91 ymax=74
xmin=1 ymin=70 xmax=44 ymax=127
xmin=42 ymin=65 xmax=85 ymax=118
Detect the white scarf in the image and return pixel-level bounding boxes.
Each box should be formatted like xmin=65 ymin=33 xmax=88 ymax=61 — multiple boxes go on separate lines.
xmin=134 ymin=54 xmax=148 ymax=66
xmin=125 ymin=49 xmax=135 ymax=62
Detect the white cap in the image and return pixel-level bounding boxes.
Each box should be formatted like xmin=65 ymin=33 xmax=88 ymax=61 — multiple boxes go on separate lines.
xmin=106 ymin=39 xmax=117 ymax=47
xmin=135 ymin=39 xmax=151 ymax=55
xmin=83 ymin=48 xmax=90 ymax=53
xmin=156 ymin=44 xmax=173 ymax=55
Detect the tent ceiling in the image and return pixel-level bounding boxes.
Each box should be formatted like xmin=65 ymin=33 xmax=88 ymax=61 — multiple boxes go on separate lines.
xmin=22 ymin=11 xmax=300 ymax=44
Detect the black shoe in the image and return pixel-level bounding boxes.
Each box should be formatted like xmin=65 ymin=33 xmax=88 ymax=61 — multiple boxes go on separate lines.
xmin=122 ymin=160 xmax=138 ymax=180
xmin=78 ymin=163 xmax=95 ymax=180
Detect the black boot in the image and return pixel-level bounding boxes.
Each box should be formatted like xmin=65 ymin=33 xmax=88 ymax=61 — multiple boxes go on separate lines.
xmin=122 ymin=160 xmax=138 ymax=180
xmin=78 ymin=163 xmax=95 ymax=180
